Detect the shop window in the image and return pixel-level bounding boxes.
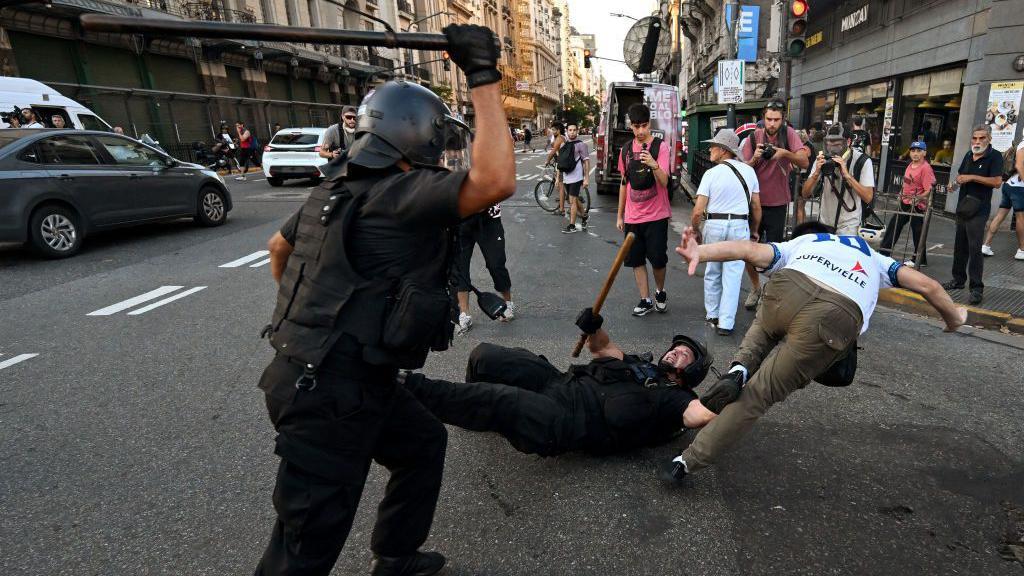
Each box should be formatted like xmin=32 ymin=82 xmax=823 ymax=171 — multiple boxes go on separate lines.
xmin=840 ymin=81 xmax=888 ymax=161
xmin=895 ymin=68 xmax=963 ymax=167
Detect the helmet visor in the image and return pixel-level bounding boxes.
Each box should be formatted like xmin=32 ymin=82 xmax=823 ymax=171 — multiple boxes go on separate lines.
xmin=441 ymin=115 xmax=473 ymax=171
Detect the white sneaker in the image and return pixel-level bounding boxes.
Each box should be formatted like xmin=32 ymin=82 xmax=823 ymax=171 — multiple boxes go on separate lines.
xmin=457 ymin=312 xmax=473 ymax=335
xmin=502 ymin=301 xmax=516 ymax=321
xmin=1015 ymin=249 xmax=1024 ymax=261
xmin=981 ymin=244 xmax=994 ymax=256
xmin=234 ymin=176 xmax=246 ymax=181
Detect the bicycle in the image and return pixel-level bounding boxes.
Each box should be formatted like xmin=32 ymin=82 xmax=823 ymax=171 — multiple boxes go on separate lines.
xmin=534 ymin=163 xmax=590 ymax=215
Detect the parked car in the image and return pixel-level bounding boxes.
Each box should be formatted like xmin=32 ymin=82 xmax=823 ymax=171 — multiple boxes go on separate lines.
xmin=0 ymin=129 xmax=232 ymax=258
xmin=0 ymin=76 xmax=112 ymax=130
xmin=594 ymin=81 xmax=684 ymax=196
xmin=262 ymin=127 xmax=328 ymax=186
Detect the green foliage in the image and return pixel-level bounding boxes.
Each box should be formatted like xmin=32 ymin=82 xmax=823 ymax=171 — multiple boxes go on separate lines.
xmin=429 ymin=83 xmax=454 ymax=104
xmin=561 ymin=90 xmax=601 ymax=129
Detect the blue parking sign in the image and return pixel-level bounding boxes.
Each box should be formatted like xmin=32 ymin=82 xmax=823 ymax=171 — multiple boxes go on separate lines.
xmin=725 ymin=4 xmax=760 ymax=62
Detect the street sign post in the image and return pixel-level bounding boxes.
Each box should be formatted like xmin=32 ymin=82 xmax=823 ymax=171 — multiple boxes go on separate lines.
xmin=717 ymin=60 xmax=745 ymax=105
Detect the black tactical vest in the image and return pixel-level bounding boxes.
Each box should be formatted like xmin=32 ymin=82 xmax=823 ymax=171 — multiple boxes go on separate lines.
xmin=268 ymin=174 xmax=453 ymax=370
xmin=569 ymin=357 xmax=668 ymax=454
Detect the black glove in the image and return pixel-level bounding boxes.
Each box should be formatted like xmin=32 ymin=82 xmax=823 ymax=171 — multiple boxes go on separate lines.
xmin=699 ymin=371 xmax=744 ymax=414
xmin=442 ymin=24 xmax=502 ymax=88
xmin=575 ymin=307 xmax=603 ymax=335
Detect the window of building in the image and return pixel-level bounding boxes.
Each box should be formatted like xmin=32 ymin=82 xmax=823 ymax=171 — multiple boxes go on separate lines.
xmin=839 ymin=81 xmax=888 ymax=161
xmin=894 ymin=68 xmax=963 ymax=167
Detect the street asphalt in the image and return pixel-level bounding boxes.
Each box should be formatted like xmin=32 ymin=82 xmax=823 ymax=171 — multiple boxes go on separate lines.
xmin=1 ymin=142 xmax=1023 ymax=575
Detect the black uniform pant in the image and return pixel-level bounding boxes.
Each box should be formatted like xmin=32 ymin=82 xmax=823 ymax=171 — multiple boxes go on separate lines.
xmin=403 ymin=344 xmax=581 ymax=456
xmin=879 ymin=204 xmax=927 ymax=266
xmin=454 ymin=215 xmax=512 ymax=293
xmin=255 ymin=354 xmax=447 ymax=576
xmin=951 ymin=210 xmax=987 ymax=290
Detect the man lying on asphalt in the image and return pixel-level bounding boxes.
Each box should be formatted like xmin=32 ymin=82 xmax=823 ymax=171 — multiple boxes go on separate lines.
xmin=400 ymin=310 xmax=717 ymax=456
xmin=666 ymin=220 xmax=968 ymax=482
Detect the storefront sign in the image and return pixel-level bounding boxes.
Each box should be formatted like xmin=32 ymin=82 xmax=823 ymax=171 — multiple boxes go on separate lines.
xmin=881 ymin=97 xmax=895 ymax=142
xmin=840 ymin=4 xmax=869 ymax=32
xmin=985 ymin=81 xmax=1023 ymax=152
xmin=717 ymin=60 xmax=745 ymax=105
xmin=805 ymin=30 xmax=824 ymax=49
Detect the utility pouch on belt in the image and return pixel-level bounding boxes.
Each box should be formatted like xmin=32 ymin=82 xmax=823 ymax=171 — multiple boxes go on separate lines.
xmin=381 ymin=278 xmax=453 ymax=352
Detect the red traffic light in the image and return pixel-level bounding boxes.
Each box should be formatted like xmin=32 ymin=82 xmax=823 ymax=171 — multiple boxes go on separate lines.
xmin=442 ymin=50 xmax=450 ymax=61
xmin=790 ymin=0 xmax=808 ymax=17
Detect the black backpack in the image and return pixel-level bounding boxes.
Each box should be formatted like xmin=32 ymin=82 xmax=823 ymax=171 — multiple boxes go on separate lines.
xmin=556 ymin=139 xmax=580 ymax=173
xmin=621 ymin=137 xmax=663 ymax=191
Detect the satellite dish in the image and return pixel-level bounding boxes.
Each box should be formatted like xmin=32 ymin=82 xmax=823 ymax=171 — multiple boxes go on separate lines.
xmin=623 ymin=16 xmax=671 ymax=75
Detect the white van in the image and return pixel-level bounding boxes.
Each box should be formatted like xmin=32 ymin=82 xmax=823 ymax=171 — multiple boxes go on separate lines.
xmin=0 ymin=76 xmax=111 ymax=131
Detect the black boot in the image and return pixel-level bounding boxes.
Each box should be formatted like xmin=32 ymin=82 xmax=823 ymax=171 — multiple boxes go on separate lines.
xmin=370 ymin=551 xmax=446 ymax=576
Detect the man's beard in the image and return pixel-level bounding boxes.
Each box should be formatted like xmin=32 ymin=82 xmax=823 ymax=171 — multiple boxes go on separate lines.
xmin=971 ymin=144 xmax=985 ymax=154
xmin=765 ymin=126 xmax=779 ymax=137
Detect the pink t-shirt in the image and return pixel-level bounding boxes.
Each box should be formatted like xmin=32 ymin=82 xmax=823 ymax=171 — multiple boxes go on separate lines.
xmin=740 ymin=126 xmax=807 ymax=207
xmin=617 ymin=139 xmax=672 ymax=224
xmin=901 ymin=161 xmax=935 ymax=211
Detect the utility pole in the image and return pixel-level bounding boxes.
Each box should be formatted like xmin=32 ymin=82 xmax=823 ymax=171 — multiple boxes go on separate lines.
xmin=723 ymin=0 xmax=738 ymax=128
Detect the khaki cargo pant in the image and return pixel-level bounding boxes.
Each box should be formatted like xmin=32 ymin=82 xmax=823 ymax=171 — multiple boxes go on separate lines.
xmin=682 ymin=269 xmax=863 ymax=472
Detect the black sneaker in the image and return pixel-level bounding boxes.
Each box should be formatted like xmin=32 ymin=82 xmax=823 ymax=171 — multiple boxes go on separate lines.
xmin=580 ymin=216 xmax=589 ymax=230
xmin=705 ymin=317 xmax=719 ymax=326
xmin=632 ymin=299 xmax=654 ymax=316
xmin=969 ymin=289 xmax=983 ymax=305
xmin=561 ymin=224 xmax=579 ymax=234
xmin=654 ymin=290 xmax=668 ymax=312
xmin=370 ymin=551 xmax=446 ymax=576
xmin=942 ymin=280 xmax=965 ymax=291
xmin=716 ymin=326 xmax=734 ymax=336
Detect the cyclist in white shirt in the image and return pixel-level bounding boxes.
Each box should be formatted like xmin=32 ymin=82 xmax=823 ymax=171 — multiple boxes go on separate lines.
xmin=691 ymin=128 xmax=762 ymax=335
xmin=665 ymin=220 xmax=966 ymax=483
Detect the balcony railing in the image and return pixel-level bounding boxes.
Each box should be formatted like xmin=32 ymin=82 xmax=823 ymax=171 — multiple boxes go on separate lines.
xmin=312 ymin=44 xmax=345 ymax=58
xmin=181 ymin=1 xmax=256 ymax=23
xmin=396 ymin=0 xmax=413 ymax=15
xmin=365 ymin=0 xmax=377 ymax=6
xmin=368 ymin=52 xmax=393 ymax=69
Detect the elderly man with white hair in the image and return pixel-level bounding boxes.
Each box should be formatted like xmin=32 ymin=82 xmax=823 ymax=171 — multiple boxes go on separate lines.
xmin=690 ymin=128 xmax=762 ymax=335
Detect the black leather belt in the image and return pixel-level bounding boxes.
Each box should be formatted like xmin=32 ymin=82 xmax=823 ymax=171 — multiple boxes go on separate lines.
xmin=706 ymin=213 xmax=749 ymax=220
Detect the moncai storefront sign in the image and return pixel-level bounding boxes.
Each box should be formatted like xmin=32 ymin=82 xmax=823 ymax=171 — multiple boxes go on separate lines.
xmin=841 ymin=5 xmax=869 ymax=32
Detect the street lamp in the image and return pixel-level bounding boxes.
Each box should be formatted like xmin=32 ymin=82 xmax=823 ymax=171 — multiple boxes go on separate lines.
xmin=609 ymin=12 xmax=638 ymax=21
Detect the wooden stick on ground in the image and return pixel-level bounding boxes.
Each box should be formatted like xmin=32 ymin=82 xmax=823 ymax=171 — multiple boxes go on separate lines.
xmin=571 ymin=231 xmax=635 ymax=358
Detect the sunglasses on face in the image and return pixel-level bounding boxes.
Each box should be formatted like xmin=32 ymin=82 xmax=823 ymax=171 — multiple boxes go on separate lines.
xmin=344 ymin=116 xmax=356 ymax=120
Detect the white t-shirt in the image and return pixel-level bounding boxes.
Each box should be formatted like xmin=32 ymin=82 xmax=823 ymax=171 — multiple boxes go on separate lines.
xmin=696 ymin=159 xmax=759 ymax=214
xmin=762 ymin=233 xmax=903 ymax=333
xmin=562 ymin=139 xmax=590 ymax=184
xmin=810 ymin=151 xmax=875 ymax=235
xmin=1007 ymin=140 xmax=1024 ymax=187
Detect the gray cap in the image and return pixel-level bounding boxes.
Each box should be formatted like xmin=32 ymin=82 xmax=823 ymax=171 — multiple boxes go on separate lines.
xmin=702 ymin=128 xmax=742 ymax=158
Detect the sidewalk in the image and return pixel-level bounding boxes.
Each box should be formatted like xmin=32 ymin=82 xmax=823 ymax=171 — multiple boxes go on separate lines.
xmin=675 ymin=167 xmax=1024 ymax=334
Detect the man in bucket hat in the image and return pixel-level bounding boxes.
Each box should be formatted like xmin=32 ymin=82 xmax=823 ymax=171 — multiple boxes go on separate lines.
xmin=690 ymin=129 xmax=762 ymax=335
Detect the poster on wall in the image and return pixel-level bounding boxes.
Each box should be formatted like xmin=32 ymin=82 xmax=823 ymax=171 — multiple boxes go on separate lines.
xmin=881 ymin=97 xmax=895 ymax=142
xmin=985 ymin=81 xmax=1024 ymax=151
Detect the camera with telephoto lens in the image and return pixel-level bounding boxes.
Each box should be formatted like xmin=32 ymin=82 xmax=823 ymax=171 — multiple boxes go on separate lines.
xmin=759 ymin=143 xmax=776 ymax=160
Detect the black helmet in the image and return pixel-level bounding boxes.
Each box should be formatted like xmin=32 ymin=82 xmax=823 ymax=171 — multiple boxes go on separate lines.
xmin=660 ymin=334 xmax=713 ymax=387
xmin=347 ymin=79 xmax=471 ymax=170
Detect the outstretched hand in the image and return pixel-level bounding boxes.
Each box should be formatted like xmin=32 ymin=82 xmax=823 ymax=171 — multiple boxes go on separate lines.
xmin=674 ymin=227 xmax=701 ymax=276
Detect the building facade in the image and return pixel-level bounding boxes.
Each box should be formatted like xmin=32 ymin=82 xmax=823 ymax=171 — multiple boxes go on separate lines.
xmin=790 ymin=0 xmax=1024 ymax=212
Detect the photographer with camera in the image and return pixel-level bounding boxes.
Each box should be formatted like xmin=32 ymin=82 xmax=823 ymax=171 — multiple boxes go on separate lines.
xmin=1 ymin=107 xmax=22 ymax=128
xmin=739 ymin=99 xmax=809 ymax=309
xmin=801 ymin=124 xmax=875 ymax=236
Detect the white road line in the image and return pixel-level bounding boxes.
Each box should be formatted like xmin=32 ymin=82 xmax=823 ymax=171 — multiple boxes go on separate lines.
xmin=127 ymin=287 xmax=207 ymax=316
xmin=220 ymin=250 xmax=270 ymax=268
xmin=250 ymin=258 xmax=272 ymax=268
xmin=88 ymin=286 xmax=184 ymax=316
xmin=0 ymin=353 xmax=38 ymax=371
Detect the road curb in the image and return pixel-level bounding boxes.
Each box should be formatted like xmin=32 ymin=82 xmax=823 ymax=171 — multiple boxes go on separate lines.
xmin=878 ymin=288 xmax=1017 ymax=330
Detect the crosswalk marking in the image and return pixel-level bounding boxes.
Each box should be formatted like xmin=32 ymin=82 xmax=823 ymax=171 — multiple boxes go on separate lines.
xmin=250 ymin=258 xmax=271 ymax=268
xmin=516 ymin=173 xmax=543 ymax=181
xmin=127 ymin=286 xmax=207 ymax=316
xmin=0 ymin=353 xmax=38 ymax=371
xmin=220 ymin=250 xmax=270 ymax=268
xmin=87 ymin=286 xmax=184 ymax=316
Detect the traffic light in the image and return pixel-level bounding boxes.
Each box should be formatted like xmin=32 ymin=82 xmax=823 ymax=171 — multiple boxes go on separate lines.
xmin=442 ymin=50 xmax=451 ymax=71
xmin=583 ymin=49 xmax=591 ymax=69
xmin=786 ymin=0 xmax=808 ymax=57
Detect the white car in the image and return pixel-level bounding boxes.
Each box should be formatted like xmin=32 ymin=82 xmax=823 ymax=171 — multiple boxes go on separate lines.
xmin=262 ymin=127 xmax=328 ymax=186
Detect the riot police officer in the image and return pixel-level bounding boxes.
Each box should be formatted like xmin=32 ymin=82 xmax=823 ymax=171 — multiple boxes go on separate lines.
xmin=255 ymin=24 xmax=515 ymax=576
